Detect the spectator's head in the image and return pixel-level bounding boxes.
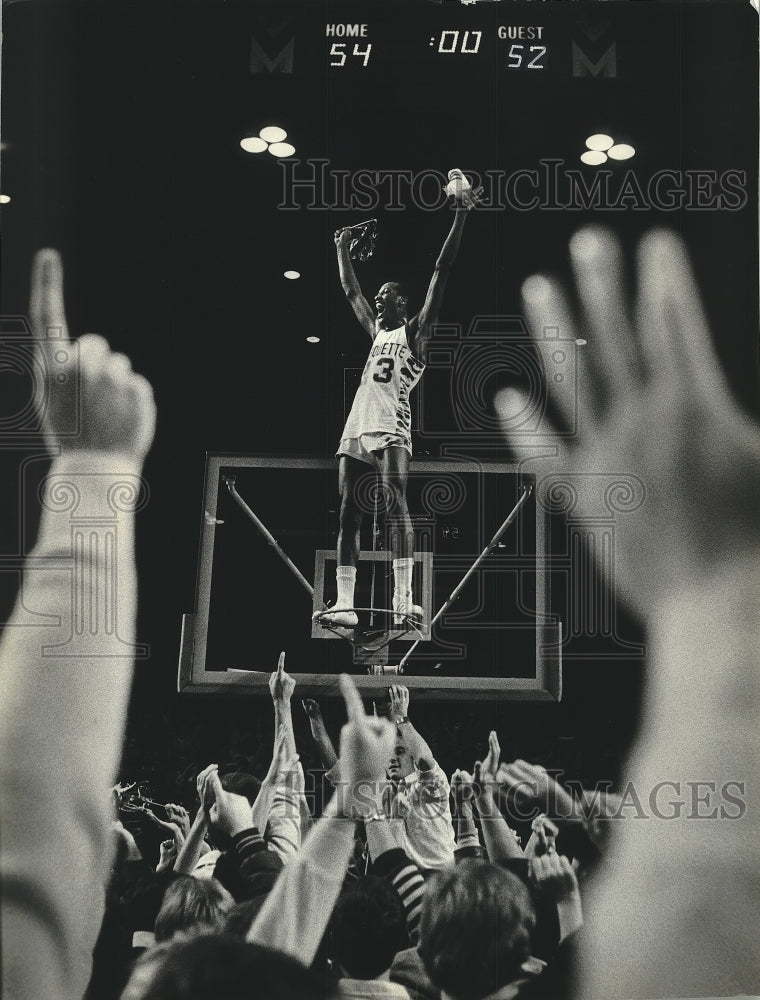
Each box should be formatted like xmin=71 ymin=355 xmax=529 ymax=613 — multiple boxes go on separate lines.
xmin=418 ymin=861 xmax=535 ymax=1000
xmin=386 ymin=730 xmax=415 ymax=782
xmin=121 ymin=936 xmax=324 ymax=1000
xmin=154 ymin=876 xmax=234 ymax=943
xmin=220 ymin=771 xmax=261 ymax=806
xmin=329 ymin=876 xmax=408 ymax=979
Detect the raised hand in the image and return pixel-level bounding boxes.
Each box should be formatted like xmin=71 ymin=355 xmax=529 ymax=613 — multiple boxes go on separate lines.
xmin=269 ymin=651 xmax=295 ymax=703
xmin=164 ymin=803 xmax=191 ymax=840
xmin=143 ymin=809 xmax=185 ymax=851
xmin=196 ymin=764 xmax=218 ymax=809
xmin=451 ymin=768 xmax=477 ymax=810
xmin=530 ymin=852 xmax=579 ymax=903
xmin=388 ymin=684 xmax=410 ymax=723
xmin=29 ymin=248 xmax=156 ymax=460
xmin=480 ymin=731 xmax=501 ymax=785
xmin=301 ymin=698 xmax=323 ymax=720
xmin=460 ymin=184 xmax=485 ymax=210
xmin=525 ymin=814 xmax=560 ymax=859
xmin=496 ymin=759 xmax=575 ymax=821
xmin=337 ymin=675 xmax=395 ymax=810
xmin=495 ymin=228 xmax=760 ymax=616
xmin=156 ymin=839 xmax=177 ymax=874
xmin=204 ymin=771 xmax=256 ymax=839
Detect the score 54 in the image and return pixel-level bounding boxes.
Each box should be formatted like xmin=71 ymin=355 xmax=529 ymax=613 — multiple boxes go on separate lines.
xmin=330 ymin=42 xmax=372 ymax=67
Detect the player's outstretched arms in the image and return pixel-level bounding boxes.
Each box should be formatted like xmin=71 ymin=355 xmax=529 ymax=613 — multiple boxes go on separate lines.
xmin=495 ymin=226 xmax=760 ymax=999
xmin=335 ymin=227 xmax=375 ymax=338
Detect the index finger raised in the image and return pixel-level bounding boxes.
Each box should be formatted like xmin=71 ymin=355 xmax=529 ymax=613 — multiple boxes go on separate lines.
xmin=30 ymin=249 xmax=70 ymax=349
xmin=339 ymin=673 xmax=365 ymax=723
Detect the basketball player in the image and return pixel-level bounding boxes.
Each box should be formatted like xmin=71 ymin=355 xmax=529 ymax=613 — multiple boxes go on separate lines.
xmin=320 ymin=186 xmax=481 ymax=627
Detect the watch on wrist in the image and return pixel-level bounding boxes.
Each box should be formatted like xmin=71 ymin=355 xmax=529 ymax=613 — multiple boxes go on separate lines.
xmin=394 ymin=716 xmax=409 ymax=724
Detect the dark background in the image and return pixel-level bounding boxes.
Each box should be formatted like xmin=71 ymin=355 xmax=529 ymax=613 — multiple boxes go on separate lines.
xmin=1 ymin=0 xmax=757 ymax=806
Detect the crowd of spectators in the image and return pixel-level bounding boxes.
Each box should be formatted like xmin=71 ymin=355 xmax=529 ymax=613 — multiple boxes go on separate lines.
xmin=1 ymin=230 xmax=758 ymax=1000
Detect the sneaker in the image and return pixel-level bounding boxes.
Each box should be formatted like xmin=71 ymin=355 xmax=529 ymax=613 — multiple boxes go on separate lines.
xmin=316 ymin=606 xmax=358 ymax=628
xmin=393 ymin=593 xmax=423 ymax=626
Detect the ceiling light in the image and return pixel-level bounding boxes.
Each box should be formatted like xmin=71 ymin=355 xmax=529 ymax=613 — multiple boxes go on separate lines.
xmin=284 ymin=270 xmax=300 ymax=279
xmin=260 ymin=126 xmax=287 ymax=143
xmin=0 ymin=194 xmax=10 ymax=204
xmin=580 ymin=151 xmax=607 ymax=166
xmin=585 ymin=134 xmax=614 ymax=151
xmin=268 ymin=142 xmax=296 ymax=158
xmin=306 ymin=335 xmax=320 ymax=344
xmin=575 ymin=338 xmax=587 ymax=346
xmin=608 ymin=144 xmax=636 ymax=160
xmin=240 ymin=137 xmax=268 ymax=153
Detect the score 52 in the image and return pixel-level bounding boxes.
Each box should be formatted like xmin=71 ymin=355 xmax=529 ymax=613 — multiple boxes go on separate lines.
xmin=330 ymin=42 xmax=372 ymax=67
xmin=506 ymin=44 xmax=546 ymax=70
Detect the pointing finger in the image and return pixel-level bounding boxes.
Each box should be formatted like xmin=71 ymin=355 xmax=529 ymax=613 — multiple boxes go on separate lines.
xmin=30 ymin=248 xmax=70 ymax=346
xmin=339 ymin=673 xmax=365 ymax=724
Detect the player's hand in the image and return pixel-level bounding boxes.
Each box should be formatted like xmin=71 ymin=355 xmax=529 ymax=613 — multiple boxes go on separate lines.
xmin=495 ymin=228 xmax=760 ymax=616
xmin=459 ymin=184 xmax=485 ymax=210
xmin=334 ymin=228 xmax=352 ymax=249
xmin=269 ymin=651 xmax=295 ymax=703
xmin=388 ymin=684 xmax=410 ymax=722
xmin=29 ymin=248 xmax=156 ymax=460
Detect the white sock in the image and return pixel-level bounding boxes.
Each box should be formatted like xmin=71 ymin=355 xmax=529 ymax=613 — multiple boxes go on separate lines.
xmin=392 ymin=557 xmax=414 ymax=598
xmin=336 ymin=565 xmax=357 ymax=607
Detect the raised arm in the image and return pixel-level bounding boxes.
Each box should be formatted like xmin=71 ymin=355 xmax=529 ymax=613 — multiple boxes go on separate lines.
xmin=388 ymin=685 xmax=435 ymax=770
xmin=335 ymin=228 xmax=376 ymax=338
xmin=174 ymin=804 xmax=211 ymax=875
xmin=472 ymin=736 xmax=524 ymax=863
xmin=246 ymin=675 xmax=395 ymax=966
xmin=410 ymin=195 xmax=480 ymax=355
xmin=302 ymin=698 xmax=339 ymax=771
xmin=0 ymin=249 xmax=156 ymax=1000
xmin=269 ymin=651 xmax=297 ymax=761
xmin=450 ymin=770 xmax=481 ymax=854
xmin=496 ymin=227 xmax=760 ymax=999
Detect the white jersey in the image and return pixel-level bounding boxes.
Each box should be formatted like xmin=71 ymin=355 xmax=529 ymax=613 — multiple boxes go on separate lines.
xmin=341 ymin=325 xmax=425 ymax=449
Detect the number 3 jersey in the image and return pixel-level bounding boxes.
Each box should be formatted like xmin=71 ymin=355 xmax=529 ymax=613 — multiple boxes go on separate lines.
xmin=340 ymin=325 xmax=425 ymax=451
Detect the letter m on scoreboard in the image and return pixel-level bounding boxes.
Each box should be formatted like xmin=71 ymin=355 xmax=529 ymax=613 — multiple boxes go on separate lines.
xmin=571 ymin=21 xmax=616 ymax=78
xmin=250 ymin=18 xmax=295 ymax=73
